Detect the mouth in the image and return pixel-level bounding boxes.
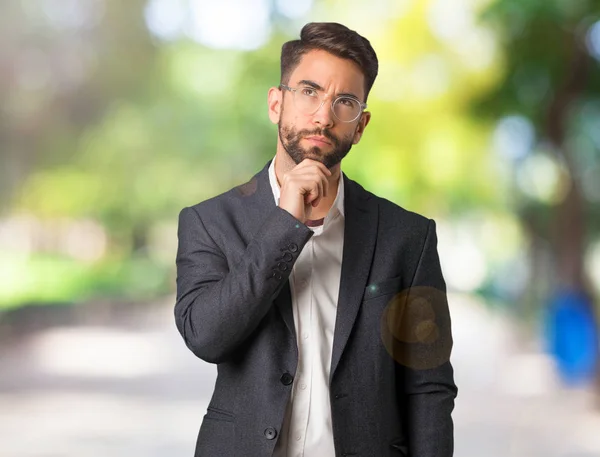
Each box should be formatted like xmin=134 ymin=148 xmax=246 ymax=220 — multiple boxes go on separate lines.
xmin=305 ymin=136 xmax=332 ymax=146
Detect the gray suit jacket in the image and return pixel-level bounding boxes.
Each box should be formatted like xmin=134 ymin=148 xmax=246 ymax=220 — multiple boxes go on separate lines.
xmin=175 ymin=159 xmax=458 ymax=457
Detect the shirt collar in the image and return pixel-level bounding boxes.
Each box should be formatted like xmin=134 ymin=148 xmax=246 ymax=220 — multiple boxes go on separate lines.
xmin=268 ymin=154 xmax=345 ymax=221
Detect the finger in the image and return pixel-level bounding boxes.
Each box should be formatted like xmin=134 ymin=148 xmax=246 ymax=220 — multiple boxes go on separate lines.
xmin=298 ymin=172 xmax=323 ymax=199
xmin=314 ymin=160 xmax=332 ymax=177
xmin=320 ymin=163 xmax=333 ymax=177
xmin=322 ymin=174 xmax=329 ymax=198
xmin=309 ymin=160 xmax=332 ymax=178
xmin=312 ymin=177 xmax=323 ymax=207
xmin=305 ymin=179 xmax=320 ymax=205
xmin=300 ymin=158 xmax=332 ymax=177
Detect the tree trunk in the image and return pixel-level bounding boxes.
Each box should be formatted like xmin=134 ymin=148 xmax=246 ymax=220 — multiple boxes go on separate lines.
xmin=546 ymin=28 xmax=600 ymax=399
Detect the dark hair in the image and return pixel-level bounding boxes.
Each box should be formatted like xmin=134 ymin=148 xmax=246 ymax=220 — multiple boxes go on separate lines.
xmin=280 ymin=22 xmax=379 ymax=102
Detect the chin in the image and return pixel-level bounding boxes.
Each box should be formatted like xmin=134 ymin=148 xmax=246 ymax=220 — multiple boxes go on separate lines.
xmin=303 ymin=149 xmax=327 ymax=163
xmin=305 ymin=147 xmax=324 ymax=156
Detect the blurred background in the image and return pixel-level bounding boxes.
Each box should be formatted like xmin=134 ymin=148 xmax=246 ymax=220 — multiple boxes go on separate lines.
xmin=1 ymin=0 xmax=600 ymax=455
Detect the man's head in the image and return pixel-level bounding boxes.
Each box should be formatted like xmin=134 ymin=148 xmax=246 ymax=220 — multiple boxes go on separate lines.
xmin=268 ymin=22 xmax=379 ymax=169
xmin=280 ymin=22 xmax=379 ymax=102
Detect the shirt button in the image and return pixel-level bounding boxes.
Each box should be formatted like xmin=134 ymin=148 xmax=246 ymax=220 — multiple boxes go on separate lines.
xmin=302 ymin=332 xmax=309 ymax=340
xmin=299 ymin=279 xmax=308 ymax=287
xmin=300 ymin=383 xmax=307 ymax=390
xmin=295 ymin=434 xmax=302 ymax=441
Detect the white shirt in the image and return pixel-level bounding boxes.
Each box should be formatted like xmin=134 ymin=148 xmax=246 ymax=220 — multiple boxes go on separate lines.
xmin=269 ymin=154 xmax=345 ymax=457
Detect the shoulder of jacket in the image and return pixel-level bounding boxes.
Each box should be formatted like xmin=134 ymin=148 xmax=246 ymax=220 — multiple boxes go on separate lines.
xmin=374 ymin=194 xmax=431 ymax=228
xmin=344 ymin=174 xmax=432 ymax=233
xmin=185 ymin=180 xmax=248 ymax=215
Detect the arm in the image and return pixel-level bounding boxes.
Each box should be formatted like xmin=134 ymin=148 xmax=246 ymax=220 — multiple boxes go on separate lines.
xmin=174 ymin=204 xmax=313 ymax=364
xmin=403 ymin=219 xmax=458 ymax=457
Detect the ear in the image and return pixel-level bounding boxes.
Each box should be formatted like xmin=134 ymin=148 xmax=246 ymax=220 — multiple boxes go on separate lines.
xmin=268 ymin=87 xmax=282 ymax=124
xmin=352 ymin=111 xmax=371 ymax=144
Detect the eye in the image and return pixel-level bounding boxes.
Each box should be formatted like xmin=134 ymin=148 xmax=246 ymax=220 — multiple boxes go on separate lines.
xmin=301 ymin=87 xmax=318 ymax=97
xmin=338 ymin=97 xmax=357 ymax=107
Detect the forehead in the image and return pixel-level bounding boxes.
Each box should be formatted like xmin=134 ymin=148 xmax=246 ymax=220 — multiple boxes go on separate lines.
xmin=289 ymin=49 xmax=365 ymax=99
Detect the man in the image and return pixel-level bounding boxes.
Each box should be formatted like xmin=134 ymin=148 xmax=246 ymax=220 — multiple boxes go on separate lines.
xmin=175 ymin=22 xmax=458 ymax=457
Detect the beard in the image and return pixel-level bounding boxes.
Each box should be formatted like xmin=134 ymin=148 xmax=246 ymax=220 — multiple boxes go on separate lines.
xmin=278 ymin=105 xmax=356 ymax=169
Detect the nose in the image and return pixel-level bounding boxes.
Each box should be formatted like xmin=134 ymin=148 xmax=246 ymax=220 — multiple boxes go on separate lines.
xmin=312 ymin=95 xmax=335 ymax=128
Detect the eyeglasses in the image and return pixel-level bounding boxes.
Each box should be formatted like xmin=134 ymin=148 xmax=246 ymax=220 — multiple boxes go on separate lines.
xmin=279 ymin=84 xmax=367 ymax=123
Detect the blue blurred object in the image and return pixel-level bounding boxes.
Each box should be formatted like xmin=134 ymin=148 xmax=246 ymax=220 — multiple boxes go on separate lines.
xmin=544 ymin=289 xmax=599 ymax=385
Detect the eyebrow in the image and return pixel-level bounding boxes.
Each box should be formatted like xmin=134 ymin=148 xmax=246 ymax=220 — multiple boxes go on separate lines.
xmin=297 ymin=79 xmax=361 ymax=100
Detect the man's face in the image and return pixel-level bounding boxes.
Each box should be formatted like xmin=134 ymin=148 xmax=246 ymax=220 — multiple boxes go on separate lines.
xmin=273 ymin=49 xmax=370 ymax=169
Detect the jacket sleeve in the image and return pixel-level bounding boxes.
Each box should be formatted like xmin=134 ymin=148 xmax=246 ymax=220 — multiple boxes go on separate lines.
xmin=402 ymin=219 xmax=458 ymax=457
xmin=174 ymin=204 xmax=314 ymax=364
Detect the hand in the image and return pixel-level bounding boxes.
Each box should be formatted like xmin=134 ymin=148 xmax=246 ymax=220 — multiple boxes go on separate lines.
xmin=278 ymin=158 xmax=332 ymax=224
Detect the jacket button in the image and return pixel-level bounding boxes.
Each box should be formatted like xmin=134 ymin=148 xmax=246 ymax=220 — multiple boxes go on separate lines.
xmin=277 ymin=262 xmax=288 ymax=271
xmin=264 ymin=427 xmax=277 ymax=440
xmin=282 ymin=252 xmax=293 ymax=262
xmin=288 ymin=243 xmax=298 ymax=252
xmin=271 ymin=271 xmax=282 ymax=280
xmin=280 ymin=372 xmax=293 ymax=385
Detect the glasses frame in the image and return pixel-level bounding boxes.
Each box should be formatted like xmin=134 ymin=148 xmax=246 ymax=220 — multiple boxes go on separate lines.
xmin=279 ymin=84 xmax=367 ymax=123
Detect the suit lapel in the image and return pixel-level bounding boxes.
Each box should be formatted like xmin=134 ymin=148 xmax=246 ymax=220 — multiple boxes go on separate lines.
xmin=237 ymin=159 xmax=379 ymax=382
xmin=329 ymin=172 xmax=378 ymax=385
xmin=274 ymin=280 xmax=295 ymax=340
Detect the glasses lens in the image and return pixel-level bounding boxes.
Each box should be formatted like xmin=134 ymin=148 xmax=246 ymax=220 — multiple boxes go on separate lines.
xmin=333 ymin=97 xmax=361 ymax=122
xmin=294 ymin=89 xmax=322 ymax=115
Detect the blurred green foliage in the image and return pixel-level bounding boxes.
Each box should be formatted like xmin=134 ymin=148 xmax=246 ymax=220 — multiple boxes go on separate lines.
xmin=1 ymin=0 xmax=599 ymax=313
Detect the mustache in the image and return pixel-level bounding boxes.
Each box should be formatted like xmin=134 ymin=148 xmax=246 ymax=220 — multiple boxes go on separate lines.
xmin=299 ymin=129 xmax=337 ymax=145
